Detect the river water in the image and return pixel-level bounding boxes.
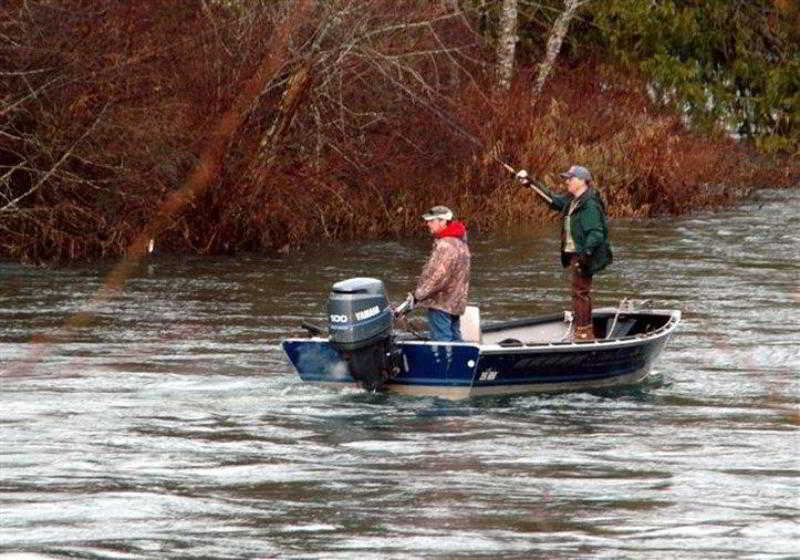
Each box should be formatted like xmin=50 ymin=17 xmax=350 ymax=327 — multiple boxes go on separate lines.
xmin=1 ymin=189 xmax=798 ymax=560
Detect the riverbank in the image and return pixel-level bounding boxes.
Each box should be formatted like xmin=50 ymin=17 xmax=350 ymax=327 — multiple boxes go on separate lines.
xmin=2 ymin=7 xmax=798 ymax=265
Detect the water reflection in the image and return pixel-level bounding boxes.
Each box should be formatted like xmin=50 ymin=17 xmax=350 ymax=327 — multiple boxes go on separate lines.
xmin=0 ymin=190 xmax=798 ymax=559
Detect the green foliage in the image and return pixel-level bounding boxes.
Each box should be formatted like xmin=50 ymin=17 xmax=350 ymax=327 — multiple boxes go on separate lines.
xmin=502 ymin=0 xmax=799 ymax=154
xmin=581 ymin=0 xmax=800 ymax=154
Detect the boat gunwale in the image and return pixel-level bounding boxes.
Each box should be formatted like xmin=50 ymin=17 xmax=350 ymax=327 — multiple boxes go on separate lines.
xmin=479 ymin=308 xmax=681 ymax=353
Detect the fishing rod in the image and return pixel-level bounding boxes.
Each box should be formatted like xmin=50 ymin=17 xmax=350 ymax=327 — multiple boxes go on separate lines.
xmin=496 ymin=161 xmax=553 ymax=205
xmin=421 ymin=100 xmax=554 ymax=205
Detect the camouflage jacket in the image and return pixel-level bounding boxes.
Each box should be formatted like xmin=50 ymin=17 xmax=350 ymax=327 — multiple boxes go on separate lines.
xmin=414 ymin=222 xmax=471 ymax=316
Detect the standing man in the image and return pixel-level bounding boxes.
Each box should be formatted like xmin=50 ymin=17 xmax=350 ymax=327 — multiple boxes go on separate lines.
xmin=517 ymin=165 xmax=612 ymax=340
xmin=403 ymin=205 xmax=471 ymax=342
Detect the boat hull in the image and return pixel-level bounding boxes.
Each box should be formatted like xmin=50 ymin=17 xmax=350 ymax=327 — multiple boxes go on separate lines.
xmin=282 ymin=309 xmax=678 ymax=399
xmin=301 ymin=368 xmax=654 ymax=399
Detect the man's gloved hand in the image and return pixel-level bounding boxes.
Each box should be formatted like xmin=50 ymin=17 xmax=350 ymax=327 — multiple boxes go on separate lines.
xmin=394 ymin=292 xmax=416 ymax=316
xmin=515 ymin=169 xmax=530 ymax=184
xmin=577 ymin=253 xmax=592 ymax=275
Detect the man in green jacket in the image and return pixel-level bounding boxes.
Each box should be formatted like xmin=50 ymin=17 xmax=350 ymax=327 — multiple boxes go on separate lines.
xmin=517 ymin=165 xmax=612 ymax=340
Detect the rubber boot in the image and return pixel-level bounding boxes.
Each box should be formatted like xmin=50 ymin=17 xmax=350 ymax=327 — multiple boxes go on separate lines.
xmin=574 ymin=324 xmax=595 ymax=341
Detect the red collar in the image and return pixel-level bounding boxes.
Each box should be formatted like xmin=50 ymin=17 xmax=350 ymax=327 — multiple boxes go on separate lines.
xmin=436 ymin=220 xmax=467 ymax=240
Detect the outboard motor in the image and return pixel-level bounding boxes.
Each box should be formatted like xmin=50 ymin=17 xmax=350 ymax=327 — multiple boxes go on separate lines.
xmin=328 ymin=277 xmax=402 ymax=391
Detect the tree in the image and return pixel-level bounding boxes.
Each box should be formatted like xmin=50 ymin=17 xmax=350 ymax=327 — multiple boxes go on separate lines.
xmin=0 ymin=0 xmax=488 ymax=261
xmin=531 ymin=0 xmax=591 ymax=103
xmin=585 ymin=0 xmax=800 ymax=153
xmin=496 ymin=0 xmax=519 ymax=90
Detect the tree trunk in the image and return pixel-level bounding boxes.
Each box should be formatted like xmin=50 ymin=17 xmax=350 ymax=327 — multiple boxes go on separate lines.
xmin=442 ymin=0 xmax=462 ymax=90
xmin=496 ymin=0 xmax=519 ymax=90
xmin=531 ymin=0 xmax=587 ymax=104
xmin=257 ymin=61 xmax=313 ymax=171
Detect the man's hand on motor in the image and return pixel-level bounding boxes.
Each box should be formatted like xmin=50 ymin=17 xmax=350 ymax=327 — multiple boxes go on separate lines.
xmin=394 ymin=292 xmax=416 ymax=316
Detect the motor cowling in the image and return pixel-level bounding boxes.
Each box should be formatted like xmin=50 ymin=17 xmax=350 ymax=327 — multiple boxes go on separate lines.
xmin=328 ymin=277 xmax=401 ymax=391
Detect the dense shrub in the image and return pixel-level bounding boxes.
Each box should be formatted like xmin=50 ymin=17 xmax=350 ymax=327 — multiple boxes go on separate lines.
xmin=0 ymin=1 xmax=797 ymax=264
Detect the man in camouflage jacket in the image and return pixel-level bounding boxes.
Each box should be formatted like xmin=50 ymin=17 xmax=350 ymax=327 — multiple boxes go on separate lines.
xmin=412 ymin=206 xmax=471 ymax=342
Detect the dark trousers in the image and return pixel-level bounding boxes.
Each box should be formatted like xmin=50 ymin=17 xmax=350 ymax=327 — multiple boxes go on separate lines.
xmin=569 ymin=255 xmax=593 ymax=327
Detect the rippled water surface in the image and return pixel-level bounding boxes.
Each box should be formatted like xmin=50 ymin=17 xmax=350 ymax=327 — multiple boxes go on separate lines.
xmin=1 ymin=189 xmax=798 ymax=560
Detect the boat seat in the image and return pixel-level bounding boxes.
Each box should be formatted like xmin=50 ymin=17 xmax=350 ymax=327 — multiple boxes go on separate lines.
xmin=460 ymin=305 xmax=481 ymax=343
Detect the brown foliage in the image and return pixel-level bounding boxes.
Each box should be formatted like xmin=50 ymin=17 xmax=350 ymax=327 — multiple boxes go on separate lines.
xmin=476 ymin=61 xmax=799 ymax=226
xmin=1 ymin=3 xmax=797 ymax=264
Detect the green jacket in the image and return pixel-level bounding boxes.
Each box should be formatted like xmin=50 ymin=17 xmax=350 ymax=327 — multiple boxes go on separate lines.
xmin=545 ymin=186 xmax=613 ymax=274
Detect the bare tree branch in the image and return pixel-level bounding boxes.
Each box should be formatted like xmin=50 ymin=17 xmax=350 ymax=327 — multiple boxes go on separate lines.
xmin=0 ymin=104 xmax=108 ymax=213
xmin=0 ymin=76 xmax=65 ymax=117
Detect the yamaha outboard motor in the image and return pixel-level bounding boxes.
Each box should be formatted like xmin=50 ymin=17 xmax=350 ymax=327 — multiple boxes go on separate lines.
xmin=328 ymin=277 xmax=401 ymax=391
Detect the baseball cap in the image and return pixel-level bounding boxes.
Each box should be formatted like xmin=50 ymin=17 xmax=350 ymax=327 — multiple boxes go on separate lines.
xmin=560 ymin=165 xmax=592 ymax=181
xmin=421 ymin=205 xmax=454 ymax=221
